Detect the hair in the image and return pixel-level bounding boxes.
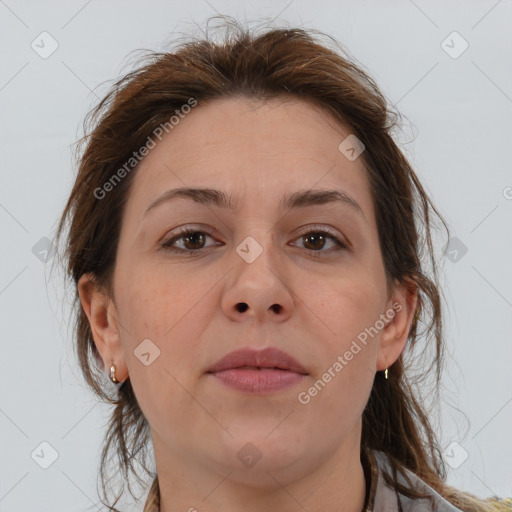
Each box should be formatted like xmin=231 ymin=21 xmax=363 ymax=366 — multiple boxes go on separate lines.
xmin=54 ymin=16 xmax=509 ymax=512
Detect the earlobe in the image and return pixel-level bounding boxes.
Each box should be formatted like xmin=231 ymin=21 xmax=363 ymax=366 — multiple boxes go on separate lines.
xmin=77 ymin=273 xmax=127 ymax=382
xmin=376 ymin=278 xmax=418 ymax=373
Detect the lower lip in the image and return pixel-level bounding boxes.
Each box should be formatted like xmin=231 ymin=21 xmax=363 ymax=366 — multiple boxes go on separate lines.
xmin=208 ymin=368 xmax=306 ymax=393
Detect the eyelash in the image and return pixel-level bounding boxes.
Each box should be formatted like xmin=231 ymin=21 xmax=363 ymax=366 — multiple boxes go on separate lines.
xmin=160 ymin=225 xmax=348 ymax=257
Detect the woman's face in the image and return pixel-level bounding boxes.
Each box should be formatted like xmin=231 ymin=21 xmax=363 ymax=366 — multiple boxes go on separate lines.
xmin=80 ymin=97 xmax=415 ymax=487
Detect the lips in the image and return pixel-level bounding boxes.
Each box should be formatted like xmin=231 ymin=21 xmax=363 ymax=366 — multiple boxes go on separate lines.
xmin=206 ymin=347 xmax=308 ymax=375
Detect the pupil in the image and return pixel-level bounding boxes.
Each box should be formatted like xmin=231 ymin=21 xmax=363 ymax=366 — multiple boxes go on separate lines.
xmin=185 ymin=232 xmax=204 ymax=249
xmin=305 ymin=233 xmax=325 ymax=250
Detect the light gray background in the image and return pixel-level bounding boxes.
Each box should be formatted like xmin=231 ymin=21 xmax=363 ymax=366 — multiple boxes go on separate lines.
xmin=1 ymin=1 xmax=511 ymax=511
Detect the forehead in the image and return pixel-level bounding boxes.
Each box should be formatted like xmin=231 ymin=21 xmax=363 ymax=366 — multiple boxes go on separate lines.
xmin=125 ymin=96 xmax=373 ymax=220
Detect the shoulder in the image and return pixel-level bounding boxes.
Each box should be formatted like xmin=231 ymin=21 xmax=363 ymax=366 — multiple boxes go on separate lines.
xmin=369 ymin=449 xmax=465 ymax=512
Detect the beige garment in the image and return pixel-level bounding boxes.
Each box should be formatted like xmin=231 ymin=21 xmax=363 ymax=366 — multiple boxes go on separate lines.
xmin=365 ymin=449 xmax=464 ymax=512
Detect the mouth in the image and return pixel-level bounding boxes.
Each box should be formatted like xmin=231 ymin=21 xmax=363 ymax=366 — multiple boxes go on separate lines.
xmin=234 ymin=365 xmax=292 ymax=370
xmin=206 ymin=347 xmax=308 ymax=393
xmin=206 ymin=347 xmax=308 ymax=374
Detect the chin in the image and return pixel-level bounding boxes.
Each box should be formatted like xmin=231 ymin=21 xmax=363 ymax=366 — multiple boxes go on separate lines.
xmin=205 ymin=433 xmax=313 ymax=481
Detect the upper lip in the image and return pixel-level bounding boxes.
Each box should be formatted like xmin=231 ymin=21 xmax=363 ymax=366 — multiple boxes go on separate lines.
xmin=206 ymin=347 xmax=308 ymax=375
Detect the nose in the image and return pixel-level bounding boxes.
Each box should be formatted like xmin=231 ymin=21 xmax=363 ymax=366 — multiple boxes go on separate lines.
xmin=220 ymin=239 xmax=294 ymax=324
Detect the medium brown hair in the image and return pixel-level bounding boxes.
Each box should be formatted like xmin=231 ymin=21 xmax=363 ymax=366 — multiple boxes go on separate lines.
xmin=54 ymin=16 xmax=508 ymax=512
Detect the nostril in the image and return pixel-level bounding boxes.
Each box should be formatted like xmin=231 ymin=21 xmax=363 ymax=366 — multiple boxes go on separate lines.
xmin=271 ymin=304 xmax=282 ymax=313
xmin=236 ymin=302 xmax=249 ymax=313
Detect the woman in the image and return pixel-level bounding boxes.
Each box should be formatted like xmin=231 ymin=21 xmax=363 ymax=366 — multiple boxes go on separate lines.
xmin=54 ymin=17 xmax=510 ymax=512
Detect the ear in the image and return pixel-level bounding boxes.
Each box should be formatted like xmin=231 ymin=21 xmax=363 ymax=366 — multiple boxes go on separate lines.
xmin=77 ymin=273 xmax=128 ymax=382
xmin=376 ymin=277 xmax=418 ymax=372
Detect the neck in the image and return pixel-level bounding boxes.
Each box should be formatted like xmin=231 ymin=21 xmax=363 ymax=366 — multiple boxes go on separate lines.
xmin=153 ymin=421 xmax=367 ymax=512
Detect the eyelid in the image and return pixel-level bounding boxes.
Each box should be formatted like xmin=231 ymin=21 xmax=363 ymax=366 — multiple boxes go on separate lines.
xmin=160 ymin=224 xmax=217 ymax=247
xmin=161 ymin=223 xmax=350 ymax=253
xmin=292 ymin=224 xmax=350 ymax=251
xmin=294 ymin=224 xmax=344 ymax=240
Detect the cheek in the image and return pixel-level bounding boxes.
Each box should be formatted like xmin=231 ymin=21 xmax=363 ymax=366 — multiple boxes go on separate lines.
xmin=302 ymin=270 xmax=385 ymax=344
xmin=115 ymin=267 xmax=212 ymax=375
xmin=114 ymin=272 xmax=211 ymax=434
xmin=300 ymin=265 xmax=385 ymax=415
xmin=119 ymin=261 xmax=212 ymax=331
xmin=296 ymin=269 xmax=385 ymax=412
xmin=299 ymin=282 xmax=379 ymax=421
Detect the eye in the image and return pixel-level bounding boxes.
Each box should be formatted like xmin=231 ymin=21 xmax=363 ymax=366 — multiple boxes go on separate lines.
xmin=160 ymin=225 xmax=348 ymax=256
xmin=291 ymin=227 xmax=348 ymax=255
xmin=161 ymin=228 xmax=218 ymax=254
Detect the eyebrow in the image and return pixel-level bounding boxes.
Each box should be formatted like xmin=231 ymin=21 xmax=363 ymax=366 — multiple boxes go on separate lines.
xmin=143 ymin=187 xmax=366 ymax=221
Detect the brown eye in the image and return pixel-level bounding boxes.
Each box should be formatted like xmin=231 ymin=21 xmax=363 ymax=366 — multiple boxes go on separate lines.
xmin=180 ymin=231 xmax=206 ymax=250
xmin=161 ymin=226 xmax=347 ymax=256
xmin=292 ymin=229 xmax=347 ymax=254
xmin=161 ymin=229 xmax=218 ymax=253
xmin=302 ymin=232 xmax=329 ymax=251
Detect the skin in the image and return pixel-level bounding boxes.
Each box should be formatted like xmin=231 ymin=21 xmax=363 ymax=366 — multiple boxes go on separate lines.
xmin=79 ymin=97 xmax=417 ymax=512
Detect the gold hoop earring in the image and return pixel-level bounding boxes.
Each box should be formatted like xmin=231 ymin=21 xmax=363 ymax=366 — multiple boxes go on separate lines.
xmin=384 ymin=367 xmax=389 ymax=380
xmin=109 ymin=362 xmax=118 ymax=383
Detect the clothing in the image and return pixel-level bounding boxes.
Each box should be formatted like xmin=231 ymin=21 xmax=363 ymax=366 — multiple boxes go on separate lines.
xmin=143 ymin=449 xmax=468 ymax=512
xmin=362 ymin=448 xmax=465 ymax=512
